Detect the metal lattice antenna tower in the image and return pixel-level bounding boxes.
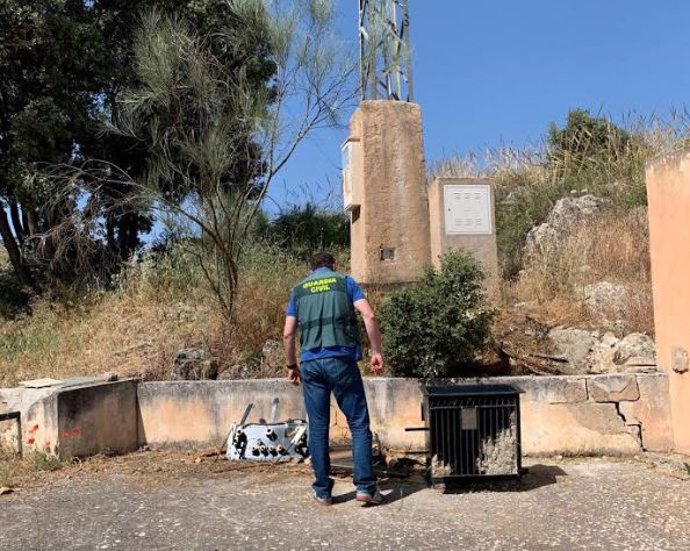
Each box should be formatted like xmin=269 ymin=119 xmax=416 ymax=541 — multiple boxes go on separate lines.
xmin=359 ymin=0 xmax=415 ymax=102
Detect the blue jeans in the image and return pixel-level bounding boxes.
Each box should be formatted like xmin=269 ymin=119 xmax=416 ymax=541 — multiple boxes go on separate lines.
xmin=300 ymin=357 xmax=376 ymax=499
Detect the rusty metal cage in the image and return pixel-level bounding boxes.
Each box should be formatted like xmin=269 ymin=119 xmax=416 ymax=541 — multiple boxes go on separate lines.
xmin=422 ymin=385 xmax=522 ymax=484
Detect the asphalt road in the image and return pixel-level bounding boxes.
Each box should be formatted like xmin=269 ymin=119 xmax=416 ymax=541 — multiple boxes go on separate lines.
xmin=1 ymin=456 xmax=689 ymax=550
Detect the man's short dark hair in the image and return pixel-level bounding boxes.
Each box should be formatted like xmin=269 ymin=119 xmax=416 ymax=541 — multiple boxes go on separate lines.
xmin=311 ymin=251 xmax=336 ymax=271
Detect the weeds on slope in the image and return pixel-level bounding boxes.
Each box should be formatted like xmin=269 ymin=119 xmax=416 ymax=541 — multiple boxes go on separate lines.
xmin=430 ymin=110 xmax=690 ymax=334
xmin=0 ymin=242 xmax=314 ymax=386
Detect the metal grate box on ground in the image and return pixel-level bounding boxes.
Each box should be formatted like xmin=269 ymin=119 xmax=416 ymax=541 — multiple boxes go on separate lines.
xmin=423 ymin=384 xmax=522 ymax=483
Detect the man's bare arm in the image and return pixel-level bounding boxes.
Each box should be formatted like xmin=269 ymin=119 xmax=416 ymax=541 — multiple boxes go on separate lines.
xmin=283 ymin=316 xmax=298 ymax=364
xmin=283 ymin=316 xmax=300 ymax=384
xmin=354 ymin=298 xmax=384 ymax=374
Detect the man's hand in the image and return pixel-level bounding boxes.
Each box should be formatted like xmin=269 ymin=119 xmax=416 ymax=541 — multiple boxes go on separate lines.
xmin=370 ymin=352 xmax=384 ymax=375
xmin=354 ymin=299 xmax=384 ymax=376
xmin=287 ymin=366 xmax=301 ymax=386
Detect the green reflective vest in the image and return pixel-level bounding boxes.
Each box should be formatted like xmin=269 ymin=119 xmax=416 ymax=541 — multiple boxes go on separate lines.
xmin=292 ymin=270 xmax=360 ymax=352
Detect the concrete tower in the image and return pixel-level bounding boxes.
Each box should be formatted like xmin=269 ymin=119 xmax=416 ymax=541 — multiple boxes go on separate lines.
xmin=344 ymin=0 xmax=430 ymax=285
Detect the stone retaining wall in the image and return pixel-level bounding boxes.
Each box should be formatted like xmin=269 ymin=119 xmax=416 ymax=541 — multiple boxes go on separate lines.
xmin=1 ymin=374 xmax=674 ymax=458
xmin=484 ymin=374 xmax=673 ymax=454
xmin=137 ymin=373 xmax=673 ymax=456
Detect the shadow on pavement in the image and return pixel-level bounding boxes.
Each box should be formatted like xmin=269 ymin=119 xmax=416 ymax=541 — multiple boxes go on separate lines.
xmin=331 ymin=476 xmax=429 ymax=506
xmin=329 ymin=448 xmax=568 ymax=505
xmin=440 ymin=464 xmax=568 ymax=494
xmin=330 ymin=452 xmax=429 ymax=506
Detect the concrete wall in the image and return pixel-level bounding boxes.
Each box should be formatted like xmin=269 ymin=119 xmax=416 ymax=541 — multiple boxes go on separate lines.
xmin=495 ymin=374 xmax=672 ymax=455
xmin=57 ymin=380 xmax=138 ymax=457
xmin=0 ymin=380 xmax=137 ymax=457
xmin=647 ymin=151 xmax=690 ymax=454
xmin=3 ymin=374 xmax=672 ymax=458
xmin=137 ymin=380 xmax=305 ymax=446
xmin=348 ymin=101 xmax=431 ymax=285
xmin=2 ymin=387 xmax=56 ymax=453
xmin=136 ymin=379 xmax=427 ymax=451
xmin=428 ymin=177 xmax=500 ymax=299
xmin=1 ymin=387 xmax=59 ymax=454
xmin=136 ymin=374 xmax=673 ymax=456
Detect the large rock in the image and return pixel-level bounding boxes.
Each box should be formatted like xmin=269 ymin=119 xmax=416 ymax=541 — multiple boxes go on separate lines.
xmin=171 ymin=347 xmax=219 ymax=381
xmin=219 ymin=363 xmax=256 ymax=380
xmin=548 ymin=328 xmax=599 ymax=373
xmin=587 ymin=332 xmax=621 ymax=374
xmin=525 ymin=195 xmax=608 ymax=256
xmin=548 ymin=328 xmax=657 ymax=375
xmin=583 ymin=282 xmax=630 ymax=322
xmin=613 ymin=334 xmax=656 ymax=367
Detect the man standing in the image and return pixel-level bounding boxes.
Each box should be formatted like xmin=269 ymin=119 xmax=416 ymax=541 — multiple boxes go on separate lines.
xmin=283 ymin=252 xmax=385 ymax=507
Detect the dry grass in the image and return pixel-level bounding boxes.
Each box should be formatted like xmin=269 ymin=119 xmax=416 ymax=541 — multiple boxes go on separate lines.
xmin=429 ymin=111 xmax=683 ymax=337
xmin=0 ymin=447 xmax=314 ymax=495
xmin=0 ymin=243 xmax=309 ymax=387
xmin=0 ymin=444 xmax=23 ymax=489
xmin=227 ymin=246 xmax=309 ymax=355
xmin=429 ymin=111 xmax=690 ymax=280
xmin=0 ymin=285 xmax=213 ymax=387
xmin=509 ymin=208 xmax=654 ymax=334
xmin=0 ymin=442 xmax=72 ymax=490
xmin=4 ymin=111 xmax=689 ymax=384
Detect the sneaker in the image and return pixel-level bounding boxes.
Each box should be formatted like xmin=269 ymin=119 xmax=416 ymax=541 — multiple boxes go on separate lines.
xmin=312 ymin=491 xmax=333 ymax=507
xmin=355 ymin=488 xmax=386 ymax=507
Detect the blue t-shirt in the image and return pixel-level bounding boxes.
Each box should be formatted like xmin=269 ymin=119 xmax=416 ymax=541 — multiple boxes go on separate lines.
xmin=286 ymin=268 xmax=365 ymax=362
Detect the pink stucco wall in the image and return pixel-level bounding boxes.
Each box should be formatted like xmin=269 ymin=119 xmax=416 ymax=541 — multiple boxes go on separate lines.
xmin=647 ymin=151 xmax=690 ymax=454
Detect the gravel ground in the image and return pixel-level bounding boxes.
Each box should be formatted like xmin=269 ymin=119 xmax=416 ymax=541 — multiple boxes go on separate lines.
xmin=1 ymin=452 xmax=689 ymax=550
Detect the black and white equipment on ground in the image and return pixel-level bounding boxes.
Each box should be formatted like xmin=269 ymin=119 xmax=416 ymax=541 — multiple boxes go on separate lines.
xmin=225 ymin=398 xmax=309 ymax=462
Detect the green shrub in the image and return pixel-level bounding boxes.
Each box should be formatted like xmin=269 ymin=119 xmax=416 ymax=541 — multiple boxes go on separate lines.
xmin=30 ymin=450 xmax=70 ymax=471
xmin=495 ymin=174 xmax=574 ymax=278
xmin=257 ymin=203 xmax=349 ymax=260
xmin=491 ymin=110 xmax=652 ymax=278
xmin=378 ymin=252 xmax=496 ymax=379
xmin=547 ymin=109 xmax=636 ymax=170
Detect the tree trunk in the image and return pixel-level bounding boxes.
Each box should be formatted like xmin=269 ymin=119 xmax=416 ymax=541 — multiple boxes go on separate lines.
xmin=21 ymin=210 xmax=29 ymax=237
xmin=0 ymin=209 xmax=29 ymax=285
xmin=106 ymin=214 xmax=116 ymax=253
xmin=117 ymin=212 xmax=139 ymax=260
xmin=23 ymin=202 xmax=39 ymax=236
xmin=9 ymin=201 xmax=24 ymax=245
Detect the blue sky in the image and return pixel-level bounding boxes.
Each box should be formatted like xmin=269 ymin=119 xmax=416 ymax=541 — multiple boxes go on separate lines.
xmin=268 ymin=0 xmax=690 ymax=212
